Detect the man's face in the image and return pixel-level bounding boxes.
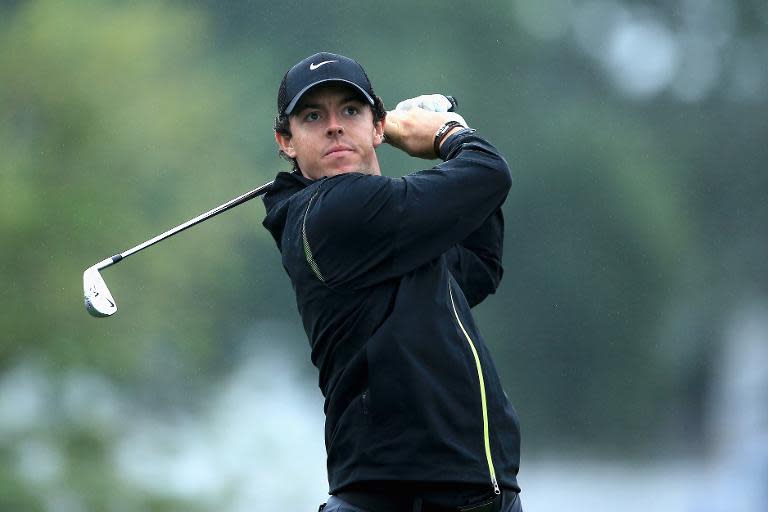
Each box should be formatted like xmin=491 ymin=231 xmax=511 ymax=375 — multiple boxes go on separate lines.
xmin=275 ymin=83 xmax=385 ymax=180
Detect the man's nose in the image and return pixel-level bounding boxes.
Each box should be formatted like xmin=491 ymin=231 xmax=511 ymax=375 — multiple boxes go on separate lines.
xmin=326 ymin=113 xmax=344 ymax=136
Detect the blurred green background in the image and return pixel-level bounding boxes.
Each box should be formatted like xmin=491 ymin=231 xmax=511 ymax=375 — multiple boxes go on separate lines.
xmin=1 ymin=0 xmax=767 ymax=510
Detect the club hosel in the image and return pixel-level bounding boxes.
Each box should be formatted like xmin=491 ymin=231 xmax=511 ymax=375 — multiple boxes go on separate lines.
xmin=94 ymin=254 xmax=122 ymax=271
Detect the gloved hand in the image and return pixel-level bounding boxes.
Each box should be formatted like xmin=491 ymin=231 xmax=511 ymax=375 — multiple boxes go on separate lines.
xmin=395 ymin=94 xmax=469 ymax=127
xmin=384 ymin=94 xmax=469 ymax=159
xmin=395 ymin=94 xmax=456 ymax=113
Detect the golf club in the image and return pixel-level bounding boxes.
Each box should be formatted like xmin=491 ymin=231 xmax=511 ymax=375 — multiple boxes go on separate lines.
xmin=83 ymin=180 xmax=273 ymax=318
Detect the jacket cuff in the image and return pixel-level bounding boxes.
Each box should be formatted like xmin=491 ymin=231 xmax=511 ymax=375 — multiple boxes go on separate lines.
xmin=439 ymin=128 xmax=478 ymax=161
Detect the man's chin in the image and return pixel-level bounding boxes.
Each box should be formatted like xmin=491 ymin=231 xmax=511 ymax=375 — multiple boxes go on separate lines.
xmin=326 ymin=167 xmax=375 ymax=177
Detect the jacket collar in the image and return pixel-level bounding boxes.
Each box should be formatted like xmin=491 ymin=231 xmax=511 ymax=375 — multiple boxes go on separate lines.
xmin=262 ymin=170 xmax=316 ymax=249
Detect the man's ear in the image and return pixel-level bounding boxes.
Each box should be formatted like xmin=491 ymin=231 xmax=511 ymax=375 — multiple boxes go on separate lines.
xmin=373 ymin=115 xmax=386 ymax=148
xmin=275 ymin=131 xmax=296 ymax=158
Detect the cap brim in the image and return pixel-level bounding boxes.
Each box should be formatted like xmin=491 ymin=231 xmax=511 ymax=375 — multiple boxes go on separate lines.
xmin=284 ymin=79 xmax=375 ymax=115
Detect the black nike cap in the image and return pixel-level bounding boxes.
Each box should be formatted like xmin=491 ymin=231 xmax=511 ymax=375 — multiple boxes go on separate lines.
xmin=277 ymin=52 xmax=376 ymax=116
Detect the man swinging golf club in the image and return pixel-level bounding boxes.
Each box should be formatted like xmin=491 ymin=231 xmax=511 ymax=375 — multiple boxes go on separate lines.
xmin=262 ymin=52 xmax=522 ymax=512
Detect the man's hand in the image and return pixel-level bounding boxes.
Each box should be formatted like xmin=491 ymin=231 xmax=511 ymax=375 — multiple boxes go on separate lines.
xmin=384 ymin=94 xmax=469 ymax=159
xmin=394 ymin=94 xmax=457 ymax=113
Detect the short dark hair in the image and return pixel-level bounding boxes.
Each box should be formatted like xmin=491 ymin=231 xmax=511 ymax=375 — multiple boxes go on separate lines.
xmin=273 ymin=89 xmax=387 ymax=168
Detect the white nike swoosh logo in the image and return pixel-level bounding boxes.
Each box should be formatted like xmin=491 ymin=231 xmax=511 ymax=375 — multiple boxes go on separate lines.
xmin=309 ymin=60 xmax=337 ymax=70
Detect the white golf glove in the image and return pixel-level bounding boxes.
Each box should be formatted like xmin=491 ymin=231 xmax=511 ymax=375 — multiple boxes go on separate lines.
xmin=395 ymin=94 xmax=469 ymax=127
xmin=395 ymin=94 xmax=454 ymax=112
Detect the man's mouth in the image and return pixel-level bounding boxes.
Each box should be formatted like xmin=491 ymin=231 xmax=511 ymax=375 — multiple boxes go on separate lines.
xmin=325 ymin=145 xmax=353 ymax=157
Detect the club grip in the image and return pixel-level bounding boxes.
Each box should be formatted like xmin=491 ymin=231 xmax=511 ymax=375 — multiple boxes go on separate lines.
xmin=445 ymin=96 xmax=459 ymax=112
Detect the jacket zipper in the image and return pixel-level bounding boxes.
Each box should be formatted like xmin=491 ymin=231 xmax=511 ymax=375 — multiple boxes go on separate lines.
xmin=448 ymin=282 xmax=501 ymax=495
xmin=302 ymin=186 xmax=325 ymax=282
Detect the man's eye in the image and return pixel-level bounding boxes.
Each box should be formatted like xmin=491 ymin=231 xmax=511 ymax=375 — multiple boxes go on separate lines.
xmin=305 ymin=111 xmax=321 ymax=122
xmin=344 ymin=106 xmax=359 ymax=116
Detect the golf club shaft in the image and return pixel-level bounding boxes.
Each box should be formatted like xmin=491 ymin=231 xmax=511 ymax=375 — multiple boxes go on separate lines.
xmin=94 ymin=180 xmax=274 ymax=272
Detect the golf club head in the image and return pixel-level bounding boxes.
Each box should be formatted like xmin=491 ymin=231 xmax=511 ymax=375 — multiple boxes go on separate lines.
xmin=84 ymin=265 xmax=117 ymax=317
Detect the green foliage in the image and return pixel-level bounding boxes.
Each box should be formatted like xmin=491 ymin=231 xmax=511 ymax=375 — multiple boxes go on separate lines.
xmin=0 ymin=3 xmax=278 ymax=503
xmin=0 ymin=0 xmax=276 ymax=378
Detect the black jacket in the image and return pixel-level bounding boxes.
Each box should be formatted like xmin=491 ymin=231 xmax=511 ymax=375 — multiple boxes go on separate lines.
xmin=262 ymin=131 xmax=521 ymax=495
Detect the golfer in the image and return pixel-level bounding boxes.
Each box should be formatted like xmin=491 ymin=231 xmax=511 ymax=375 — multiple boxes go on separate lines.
xmin=262 ymin=52 xmax=522 ymax=512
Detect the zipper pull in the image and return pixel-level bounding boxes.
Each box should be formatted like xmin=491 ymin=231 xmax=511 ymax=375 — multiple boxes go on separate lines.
xmin=492 ymin=475 xmax=500 ymax=495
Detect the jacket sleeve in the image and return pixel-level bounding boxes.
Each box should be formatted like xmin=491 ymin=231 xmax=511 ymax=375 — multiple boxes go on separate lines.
xmin=444 ymin=206 xmax=505 ymax=308
xmin=303 ymin=132 xmax=512 ymax=290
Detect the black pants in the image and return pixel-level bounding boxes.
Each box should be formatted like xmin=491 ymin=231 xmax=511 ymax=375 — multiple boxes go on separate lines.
xmin=320 ymin=492 xmax=522 ymax=512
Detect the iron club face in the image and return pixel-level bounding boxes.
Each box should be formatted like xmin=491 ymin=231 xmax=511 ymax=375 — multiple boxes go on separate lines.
xmin=84 ymin=265 xmax=117 ymax=317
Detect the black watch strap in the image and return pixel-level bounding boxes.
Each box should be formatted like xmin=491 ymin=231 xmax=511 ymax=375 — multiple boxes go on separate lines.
xmin=433 ymin=121 xmax=464 ymax=156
